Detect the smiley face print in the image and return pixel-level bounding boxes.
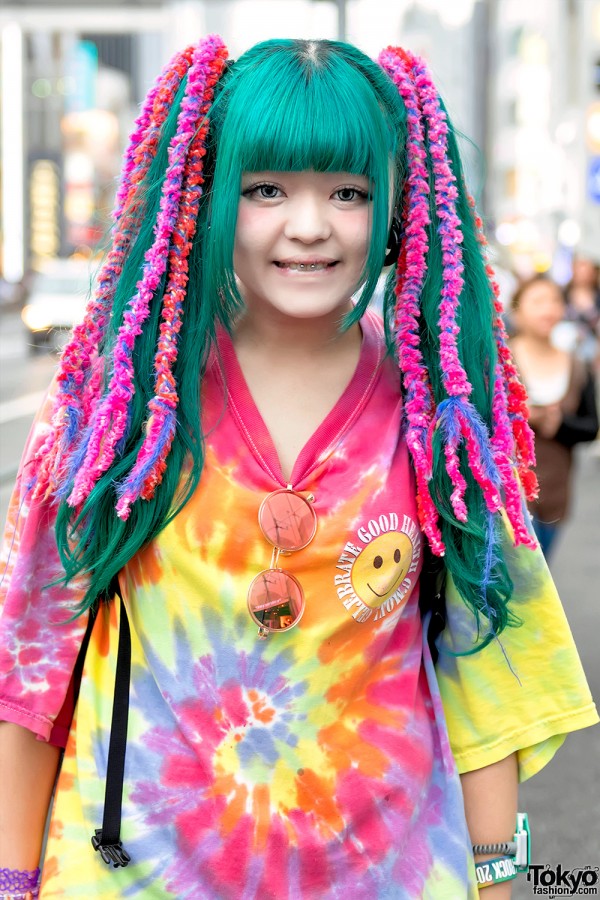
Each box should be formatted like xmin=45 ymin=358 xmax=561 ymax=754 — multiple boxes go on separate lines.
xmin=350 ymin=531 xmax=413 ymax=609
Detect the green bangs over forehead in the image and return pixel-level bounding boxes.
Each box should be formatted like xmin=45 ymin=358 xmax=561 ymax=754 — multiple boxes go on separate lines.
xmin=202 ymin=38 xmax=406 ymax=321
xmin=224 ymin=42 xmax=394 ymax=175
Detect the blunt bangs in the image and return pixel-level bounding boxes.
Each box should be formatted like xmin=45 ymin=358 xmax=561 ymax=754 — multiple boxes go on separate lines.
xmin=203 ymin=39 xmax=406 ymax=321
xmin=226 ymin=48 xmax=390 ymax=177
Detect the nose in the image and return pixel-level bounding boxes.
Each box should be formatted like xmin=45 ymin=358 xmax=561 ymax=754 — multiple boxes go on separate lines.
xmin=283 ymin=194 xmax=332 ymax=243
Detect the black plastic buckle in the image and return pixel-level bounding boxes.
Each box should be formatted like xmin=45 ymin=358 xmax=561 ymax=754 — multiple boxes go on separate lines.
xmin=91 ymin=829 xmax=131 ymax=868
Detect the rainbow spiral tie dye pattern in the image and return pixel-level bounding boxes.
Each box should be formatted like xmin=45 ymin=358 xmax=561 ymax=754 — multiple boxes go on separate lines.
xmin=1 ymin=310 xmax=597 ymax=899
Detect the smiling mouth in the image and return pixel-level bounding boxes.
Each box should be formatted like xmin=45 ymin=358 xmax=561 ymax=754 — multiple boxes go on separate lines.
xmin=274 ymin=261 xmax=338 ymax=272
xmin=366 ymin=574 xmax=402 ymax=598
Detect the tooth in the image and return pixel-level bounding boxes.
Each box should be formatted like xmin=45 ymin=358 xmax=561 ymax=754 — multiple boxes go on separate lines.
xmin=280 ymin=262 xmax=329 ymax=270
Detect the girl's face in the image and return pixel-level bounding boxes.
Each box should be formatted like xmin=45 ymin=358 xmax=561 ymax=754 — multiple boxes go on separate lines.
xmin=513 ymin=281 xmax=565 ymax=340
xmin=572 ymin=257 xmax=598 ymax=288
xmin=233 ymin=170 xmax=372 ymax=323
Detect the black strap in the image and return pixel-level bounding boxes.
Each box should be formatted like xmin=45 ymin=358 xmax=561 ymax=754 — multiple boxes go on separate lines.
xmin=72 ymin=605 xmax=97 ymax=709
xmin=72 ymin=577 xmax=119 ymax=707
xmin=90 ymin=583 xmax=132 ymax=868
xmin=418 ymin=543 xmax=447 ymax=665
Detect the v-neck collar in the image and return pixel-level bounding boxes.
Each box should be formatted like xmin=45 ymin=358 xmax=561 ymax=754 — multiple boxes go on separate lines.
xmin=213 ymin=309 xmax=386 ymax=489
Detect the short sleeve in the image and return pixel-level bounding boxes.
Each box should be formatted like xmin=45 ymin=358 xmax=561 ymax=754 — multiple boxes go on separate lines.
xmin=0 ymin=378 xmax=88 ymax=743
xmin=435 ymin=519 xmax=598 ymax=782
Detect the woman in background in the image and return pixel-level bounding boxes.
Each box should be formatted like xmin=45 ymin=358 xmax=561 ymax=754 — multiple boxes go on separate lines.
xmin=511 ymin=274 xmax=598 ymax=558
xmin=564 ymin=254 xmax=600 ymax=368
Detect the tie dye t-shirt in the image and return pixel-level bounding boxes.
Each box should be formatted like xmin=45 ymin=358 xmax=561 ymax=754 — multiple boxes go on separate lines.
xmin=0 ymin=310 xmax=597 ymax=900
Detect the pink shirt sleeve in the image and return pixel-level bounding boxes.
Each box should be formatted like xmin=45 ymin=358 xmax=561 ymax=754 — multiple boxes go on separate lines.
xmin=0 ymin=380 xmax=88 ymax=744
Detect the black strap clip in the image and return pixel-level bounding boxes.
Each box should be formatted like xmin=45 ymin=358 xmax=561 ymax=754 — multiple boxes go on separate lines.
xmin=91 ymin=829 xmax=131 ymax=868
xmin=87 ymin=581 xmax=132 ymax=869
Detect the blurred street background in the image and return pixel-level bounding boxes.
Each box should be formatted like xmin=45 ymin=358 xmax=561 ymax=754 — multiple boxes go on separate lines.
xmin=1 ymin=0 xmax=599 ymax=890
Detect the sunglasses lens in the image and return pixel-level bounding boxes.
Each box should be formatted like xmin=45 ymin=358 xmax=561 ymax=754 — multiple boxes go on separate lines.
xmin=258 ymin=490 xmax=317 ymax=552
xmin=247 ymin=569 xmax=305 ymax=632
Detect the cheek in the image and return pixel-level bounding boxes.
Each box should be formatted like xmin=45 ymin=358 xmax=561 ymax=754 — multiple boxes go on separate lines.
xmin=514 ymin=304 xmax=534 ymax=329
xmin=234 ymin=207 xmax=272 ymax=259
xmin=536 ymin=302 xmax=563 ymax=325
xmin=234 ymin=210 xmax=255 ymax=258
xmin=343 ymin=213 xmax=371 ymax=263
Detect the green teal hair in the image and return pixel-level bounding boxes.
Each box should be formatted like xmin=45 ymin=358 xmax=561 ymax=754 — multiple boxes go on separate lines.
xmin=54 ymin=38 xmax=408 ymax=611
xmin=53 ymin=37 xmax=520 ymax=648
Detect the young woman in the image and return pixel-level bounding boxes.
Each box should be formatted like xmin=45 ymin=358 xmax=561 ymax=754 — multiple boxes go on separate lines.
xmin=564 ymin=254 xmax=600 ymax=368
xmin=0 ymin=37 xmax=597 ymax=900
xmin=510 ymin=274 xmax=598 ymax=558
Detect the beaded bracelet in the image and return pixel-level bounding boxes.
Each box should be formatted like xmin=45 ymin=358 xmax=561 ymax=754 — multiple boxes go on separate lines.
xmin=0 ymin=893 xmax=39 ymax=900
xmin=0 ymin=866 xmax=40 ymax=900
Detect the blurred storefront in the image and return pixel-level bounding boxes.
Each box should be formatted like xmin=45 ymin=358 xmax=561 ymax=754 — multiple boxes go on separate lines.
xmin=486 ymin=0 xmax=600 ymax=284
xmin=0 ymin=0 xmax=484 ymax=285
xmin=1 ymin=0 xmax=599 ymax=288
xmin=0 ymin=2 xmax=165 ymax=284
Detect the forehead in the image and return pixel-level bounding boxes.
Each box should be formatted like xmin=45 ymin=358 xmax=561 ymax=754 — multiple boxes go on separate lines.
xmin=520 ymin=281 xmax=564 ymax=304
xmin=573 ymin=257 xmax=596 ymax=272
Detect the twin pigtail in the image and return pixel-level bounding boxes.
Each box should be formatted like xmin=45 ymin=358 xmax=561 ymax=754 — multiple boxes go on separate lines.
xmin=378 ymin=47 xmax=537 ymax=563
xmin=33 ymin=46 xmax=196 ymax=503
xmin=33 ymin=35 xmax=228 ymax=519
xmin=376 ymin=48 xmax=442 ymax=551
xmin=468 ymin=194 xmax=539 ymax=523
xmin=115 ymin=38 xmax=228 ymax=518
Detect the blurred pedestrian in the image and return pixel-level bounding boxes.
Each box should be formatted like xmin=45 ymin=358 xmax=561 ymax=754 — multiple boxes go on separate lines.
xmin=0 ymin=37 xmax=597 ymax=900
xmin=563 ymin=253 xmax=600 ymax=369
xmin=511 ymin=274 xmax=599 ymax=558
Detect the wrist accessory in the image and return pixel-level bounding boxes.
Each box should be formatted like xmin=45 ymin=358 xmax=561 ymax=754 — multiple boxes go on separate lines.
xmin=474 ymin=856 xmax=517 ymax=889
xmin=0 ymin=866 xmax=40 ymax=900
xmin=473 ymin=812 xmax=531 ymax=888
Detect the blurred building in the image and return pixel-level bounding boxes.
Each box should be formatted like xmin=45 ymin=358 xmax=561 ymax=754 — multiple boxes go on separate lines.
xmin=1 ymin=1 xmax=166 ymax=283
xmin=486 ymin=0 xmax=600 ymax=280
xmin=1 ymin=0 xmax=599 ymax=285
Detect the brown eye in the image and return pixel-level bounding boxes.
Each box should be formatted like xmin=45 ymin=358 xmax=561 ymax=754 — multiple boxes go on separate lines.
xmin=394 ymin=549 xmax=401 ymax=563
xmin=373 ymin=555 xmax=383 ymax=569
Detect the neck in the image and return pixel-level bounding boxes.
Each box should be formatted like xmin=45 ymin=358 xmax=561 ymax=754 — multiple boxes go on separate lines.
xmin=514 ymin=333 xmax=554 ymax=353
xmin=232 ymin=302 xmax=359 ymax=357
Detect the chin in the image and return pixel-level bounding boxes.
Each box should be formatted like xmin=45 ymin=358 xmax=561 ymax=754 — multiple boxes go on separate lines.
xmin=250 ymin=290 xmax=354 ymax=321
xmin=275 ymin=300 xmax=352 ymax=320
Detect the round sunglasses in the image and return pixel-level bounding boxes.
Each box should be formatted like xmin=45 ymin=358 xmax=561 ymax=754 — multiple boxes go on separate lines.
xmin=247 ymin=488 xmax=317 ymax=638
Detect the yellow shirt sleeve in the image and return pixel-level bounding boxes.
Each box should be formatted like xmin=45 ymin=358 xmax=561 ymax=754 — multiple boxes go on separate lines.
xmin=434 ymin=524 xmax=598 ymax=782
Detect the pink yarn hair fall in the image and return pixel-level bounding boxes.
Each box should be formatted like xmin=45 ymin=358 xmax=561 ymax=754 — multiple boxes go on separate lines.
xmin=378 ymin=46 xmax=537 ymax=553
xmin=466 ymin=193 xmax=538 ymax=499
xmin=377 ymin=47 xmax=444 ymax=554
xmin=31 ymin=35 xmax=228 ymax=515
xmin=115 ymin=43 xmax=229 ymax=519
xmin=33 ymin=45 xmax=197 ymax=502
